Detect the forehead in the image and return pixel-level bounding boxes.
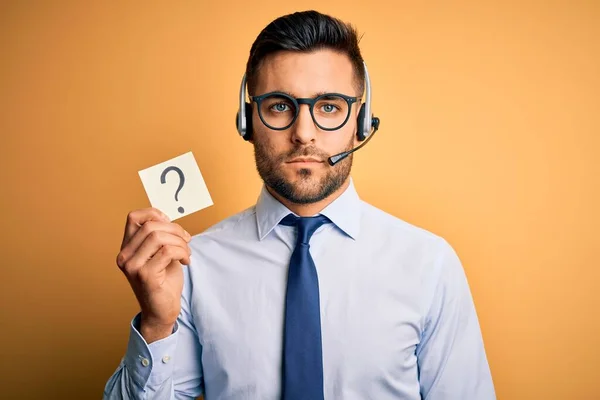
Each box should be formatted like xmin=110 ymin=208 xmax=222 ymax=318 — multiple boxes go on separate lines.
xmin=253 ymin=49 xmax=358 ymax=97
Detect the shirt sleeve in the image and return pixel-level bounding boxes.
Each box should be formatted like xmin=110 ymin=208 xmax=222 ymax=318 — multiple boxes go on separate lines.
xmin=416 ymin=239 xmax=496 ymax=400
xmin=103 ymin=265 xmax=204 ymax=400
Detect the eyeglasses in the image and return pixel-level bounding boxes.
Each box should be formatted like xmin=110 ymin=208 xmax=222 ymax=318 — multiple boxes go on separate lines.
xmin=250 ymin=92 xmax=360 ymax=131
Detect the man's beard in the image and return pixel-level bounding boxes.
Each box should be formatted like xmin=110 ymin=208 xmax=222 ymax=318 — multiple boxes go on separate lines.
xmin=253 ymin=137 xmax=354 ymax=204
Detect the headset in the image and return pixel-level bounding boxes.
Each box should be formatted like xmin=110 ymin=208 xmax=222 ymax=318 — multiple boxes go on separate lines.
xmin=236 ymin=61 xmax=380 ymax=165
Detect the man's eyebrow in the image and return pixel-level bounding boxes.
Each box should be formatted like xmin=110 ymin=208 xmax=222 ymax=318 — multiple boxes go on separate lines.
xmin=271 ymin=90 xmax=332 ymax=98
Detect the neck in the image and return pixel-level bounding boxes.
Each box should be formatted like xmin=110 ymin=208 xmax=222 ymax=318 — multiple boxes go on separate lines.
xmin=266 ymin=177 xmax=351 ymax=217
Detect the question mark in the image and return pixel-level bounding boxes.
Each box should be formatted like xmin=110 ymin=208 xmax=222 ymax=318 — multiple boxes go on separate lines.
xmin=160 ymin=166 xmax=185 ymax=214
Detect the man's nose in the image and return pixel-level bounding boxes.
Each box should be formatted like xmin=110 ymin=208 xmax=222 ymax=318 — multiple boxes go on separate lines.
xmin=290 ymin=104 xmax=317 ymax=144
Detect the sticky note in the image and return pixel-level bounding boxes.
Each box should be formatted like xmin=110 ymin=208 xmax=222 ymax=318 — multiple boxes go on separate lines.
xmin=138 ymin=151 xmax=213 ymax=221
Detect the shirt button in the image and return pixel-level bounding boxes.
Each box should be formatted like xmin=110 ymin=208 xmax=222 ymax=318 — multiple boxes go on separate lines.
xmin=140 ymin=357 xmax=150 ymax=367
xmin=162 ymin=355 xmax=171 ymax=364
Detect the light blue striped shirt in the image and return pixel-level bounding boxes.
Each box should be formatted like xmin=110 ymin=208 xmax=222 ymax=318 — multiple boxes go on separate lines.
xmin=104 ymin=179 xmax=495 ymax=399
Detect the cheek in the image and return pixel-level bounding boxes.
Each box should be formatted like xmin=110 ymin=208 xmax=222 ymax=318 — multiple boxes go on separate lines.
xmin=251 ymin=108 xmax=261 ymax=129
xmin=254 ymin=128 xmax=287 ymax=157
xmin=321 ymin=125 xmax=358 ymax=150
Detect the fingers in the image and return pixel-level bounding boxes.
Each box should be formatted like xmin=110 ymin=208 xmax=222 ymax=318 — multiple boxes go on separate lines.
xmin=117 ymin=221 xmax=191 ymax=270
xmin=126 ymin=219 xmax=190 ymax=254
xmin=120 ymin=231 xmax=191 ymax=276
xmin=122 ymin=208 xmax=170 ymax=247
xmin=144 ymin=245 xmax=191 ymax=277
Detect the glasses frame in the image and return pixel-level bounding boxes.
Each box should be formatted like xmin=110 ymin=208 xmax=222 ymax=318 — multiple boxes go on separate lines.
xmin=249 ymin=91 xmax=360 ymax=131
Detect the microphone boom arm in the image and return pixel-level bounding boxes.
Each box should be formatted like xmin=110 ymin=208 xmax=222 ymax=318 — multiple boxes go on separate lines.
xmin=327 ymin=117 xmax=380 ymax=166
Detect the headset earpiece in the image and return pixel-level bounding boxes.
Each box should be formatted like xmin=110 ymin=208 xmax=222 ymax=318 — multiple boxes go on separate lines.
xmin=235 ymin=101 xmax=253 ymax=141
xmin=243 ymin=102 xmax=253 ymax=141
xmin=357 ymin=103 xmax=367 ymax=141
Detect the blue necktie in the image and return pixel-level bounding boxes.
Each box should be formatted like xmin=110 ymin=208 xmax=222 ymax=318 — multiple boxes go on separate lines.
xmin=279 ymin=213 xmax=330 ymax=400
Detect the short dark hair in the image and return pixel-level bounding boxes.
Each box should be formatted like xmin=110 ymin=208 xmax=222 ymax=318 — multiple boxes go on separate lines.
xmin=245 ymin=10 xmax=365 ymax=96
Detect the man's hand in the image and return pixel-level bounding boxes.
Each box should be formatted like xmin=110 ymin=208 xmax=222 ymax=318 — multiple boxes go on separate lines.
xmin=116 ymin=207 xmax=192 ymax=343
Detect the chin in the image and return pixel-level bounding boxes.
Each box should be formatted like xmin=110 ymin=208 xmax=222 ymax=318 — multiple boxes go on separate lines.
xmin=259 ymin=157 xmax=349 ymax=205
xmin=289 ymin=167 xmax=321 ymax=183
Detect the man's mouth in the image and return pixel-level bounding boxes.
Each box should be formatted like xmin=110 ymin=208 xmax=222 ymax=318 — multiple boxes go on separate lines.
xmin=287 ymin=157 xmax=323 ymax=163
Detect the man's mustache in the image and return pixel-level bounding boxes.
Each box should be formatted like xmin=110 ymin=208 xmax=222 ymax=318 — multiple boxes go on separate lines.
xmin=282 ymin=146 xmax=329 ymax=162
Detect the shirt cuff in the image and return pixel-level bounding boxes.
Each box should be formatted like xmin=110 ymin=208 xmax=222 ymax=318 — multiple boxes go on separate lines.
xmin=123 ymin=313 xmax=179 ymax=389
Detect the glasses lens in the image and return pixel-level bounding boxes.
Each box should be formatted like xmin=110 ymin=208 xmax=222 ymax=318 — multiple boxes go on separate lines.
xmin=313 ymin=95 xmax=350 ymax=130
xmin=259 ymin=94 xmax=296 ymax=129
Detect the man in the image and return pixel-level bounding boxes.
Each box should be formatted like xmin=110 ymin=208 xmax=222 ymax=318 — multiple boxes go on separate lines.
xmin=104 ymin=10 xmax=495 ymax=400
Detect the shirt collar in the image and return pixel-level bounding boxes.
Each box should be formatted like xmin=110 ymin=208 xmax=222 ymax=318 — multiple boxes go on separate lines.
xmin=255 ymin=178 xmax=361 ymax=241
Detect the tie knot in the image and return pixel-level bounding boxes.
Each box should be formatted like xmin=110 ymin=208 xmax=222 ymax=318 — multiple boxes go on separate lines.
xmin=280 ymin=214 xmax=330 ymax=245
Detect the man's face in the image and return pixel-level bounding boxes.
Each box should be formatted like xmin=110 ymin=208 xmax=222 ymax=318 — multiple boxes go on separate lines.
xmin=251 ymin=49 xmax=361 ymax=204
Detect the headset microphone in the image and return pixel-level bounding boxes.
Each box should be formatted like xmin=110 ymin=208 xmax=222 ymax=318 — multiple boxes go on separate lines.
xmin=328 ymin=117 xmax=380 ymax=166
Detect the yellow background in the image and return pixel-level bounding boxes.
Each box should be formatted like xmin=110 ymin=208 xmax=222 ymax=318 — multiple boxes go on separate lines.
xmin=1 ymin=1 xmax=598 ymax=399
